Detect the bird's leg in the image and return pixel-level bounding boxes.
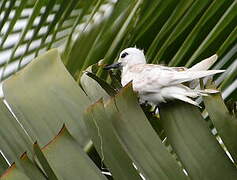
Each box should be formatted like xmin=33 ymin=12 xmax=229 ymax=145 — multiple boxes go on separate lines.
xmin=140 ymin=100 xmax=159 ymax=115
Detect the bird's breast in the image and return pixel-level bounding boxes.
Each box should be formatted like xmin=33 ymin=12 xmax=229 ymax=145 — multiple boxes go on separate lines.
xmin=121 ymin=70 xmax=135 ymax=87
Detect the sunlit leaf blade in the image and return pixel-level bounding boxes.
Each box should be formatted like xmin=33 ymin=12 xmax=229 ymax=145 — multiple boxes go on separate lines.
xmin=0 ymin=164 xmax=30 ymax=180
xmin=3 ymin=49 xmax=90 ymax=147
xmin=159 ymin=101 xmax=237 ymax=180
xmin=108 ymin=83 xmax=188 ymax=180
xmin=203 ymin=87 xmax=237 ymax=163
xmin=35 ymin=126 xmax=107 ymax=180
xmin=84 ymin=99 xmax=142 ymax=180
xmin=0 ymin=100 xmax=32 ymax=164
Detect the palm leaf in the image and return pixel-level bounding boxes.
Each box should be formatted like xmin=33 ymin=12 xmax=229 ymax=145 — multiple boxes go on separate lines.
xmin=0 ymin=0 xmax=236 ymax=179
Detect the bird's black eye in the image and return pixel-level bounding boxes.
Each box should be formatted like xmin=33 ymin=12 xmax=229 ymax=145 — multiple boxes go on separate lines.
xmin=121 ymin=52 xmax=128 ymax=58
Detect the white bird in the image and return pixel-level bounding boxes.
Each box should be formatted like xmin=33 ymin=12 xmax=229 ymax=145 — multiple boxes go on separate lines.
xmin=104 ymin=47 xmax=224 ymax=107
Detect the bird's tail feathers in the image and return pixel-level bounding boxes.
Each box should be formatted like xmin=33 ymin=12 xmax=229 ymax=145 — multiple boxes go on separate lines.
xmin=197 ymin=89 xmax=219 ymax=94
xmin=187 ymin=89 xmax=218 ymax=98
xmin=170 ymin=94 xmax=201 ymax=108
xmin=188 ymin=54 xmax=218 ymax=71
xmin=193 ymin=70 xmax=225 ymax=78
xmin=177 ymin=69 xmax=225 ymax=84
xmin=168 ymin=87 xmax=219 ymax=107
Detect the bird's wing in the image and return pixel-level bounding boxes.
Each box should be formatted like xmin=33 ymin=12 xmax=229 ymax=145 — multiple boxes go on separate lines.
xmin=131 ymin=64 xmax=224 ymax=92
xmin=130 ymin=64 xmax=176 ymax=92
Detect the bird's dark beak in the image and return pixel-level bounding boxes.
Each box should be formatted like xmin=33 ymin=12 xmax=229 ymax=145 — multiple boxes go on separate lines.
xmin=103 ymin=62 xmax=122 ymax=70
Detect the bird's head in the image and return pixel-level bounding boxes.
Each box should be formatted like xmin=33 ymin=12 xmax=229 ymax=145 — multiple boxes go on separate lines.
xmin=104 ymin=47 xmax=146 ymax=70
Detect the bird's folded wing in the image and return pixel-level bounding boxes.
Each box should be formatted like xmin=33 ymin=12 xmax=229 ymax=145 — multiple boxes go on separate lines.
xmin=131 ymin=64 xmax=224 ymax=92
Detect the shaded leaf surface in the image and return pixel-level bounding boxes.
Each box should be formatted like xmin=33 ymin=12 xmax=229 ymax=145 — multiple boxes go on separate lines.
xmin=108 ymin=84 xmax=188 ymax=180
xmin=203 ymin=90 xmax=237 ymax=163
xmin=16 ymin=153 xmax=46 ymax=180
xmin=36 ymin=126 xmax=107 ymax=180
xmin=160 ymin=101 xmax=237 ymax=180
xmin=84 ymin=100 xmax=142 ymax=180
xmin=1 ymin=164 xmax=30 ymax=180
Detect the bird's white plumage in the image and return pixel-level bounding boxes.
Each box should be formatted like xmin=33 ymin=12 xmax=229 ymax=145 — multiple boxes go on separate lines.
xmin=117 ymin=48 xmax=224 ymax=107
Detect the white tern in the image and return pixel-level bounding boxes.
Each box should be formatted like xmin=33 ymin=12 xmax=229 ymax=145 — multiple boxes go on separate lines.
xmin=104 ymin=47 xmax=224 ymax=107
